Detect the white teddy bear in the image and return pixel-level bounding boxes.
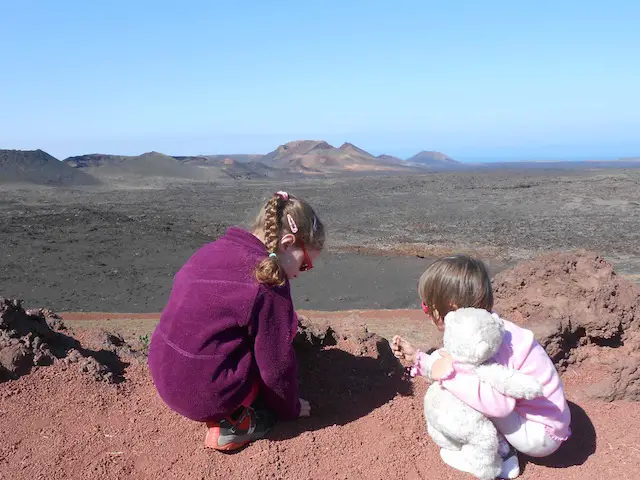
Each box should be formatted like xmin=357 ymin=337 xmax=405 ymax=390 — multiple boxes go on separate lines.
xmin=420 ymin=308 xmax=543 ymax=480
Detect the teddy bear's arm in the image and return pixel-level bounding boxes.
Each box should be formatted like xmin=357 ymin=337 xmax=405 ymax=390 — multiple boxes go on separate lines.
xmin=438 ymin=368 xmax=517 ymax=418
xmin=474 ymin=363 xmax=544 ymax=400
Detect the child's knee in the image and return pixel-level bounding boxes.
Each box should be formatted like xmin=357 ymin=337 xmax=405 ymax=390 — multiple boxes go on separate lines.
xmin=502 ymin=425 xmax=561 ymax=458
xmin=516 ymin=436 xmax=562 ymax=458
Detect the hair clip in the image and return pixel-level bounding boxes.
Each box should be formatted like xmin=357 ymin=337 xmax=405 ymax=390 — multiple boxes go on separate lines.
xmin=313 ymin=215 xmax=317 ymax=232
xmin=269 ymin=252 xmax=277 ymax=258
xmin=286 ymin=213 xmax=298 ymax=233
xmin=276 ymin=191 xmax=289 ymax=201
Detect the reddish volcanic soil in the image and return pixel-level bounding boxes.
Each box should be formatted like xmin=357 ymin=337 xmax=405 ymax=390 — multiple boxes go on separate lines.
xmin=2 ymin=251 xmax=640 ymax=480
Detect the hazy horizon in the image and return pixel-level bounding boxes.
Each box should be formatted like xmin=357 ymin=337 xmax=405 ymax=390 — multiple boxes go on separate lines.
xmin=5 ymin=137 xmax=638 ymax=164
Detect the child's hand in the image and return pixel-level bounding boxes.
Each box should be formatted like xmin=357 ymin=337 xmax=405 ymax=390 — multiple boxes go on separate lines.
xmin=391 ymin=335 xmax=417 ymax=364
xmin=299 ymin=398 xmax=311 ymax=417
xmin=431 ymin=350 xmax=454 ymax=381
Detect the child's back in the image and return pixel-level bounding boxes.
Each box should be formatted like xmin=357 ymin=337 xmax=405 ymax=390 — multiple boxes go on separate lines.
xmin=149 ymin=226 xmax=300 ymax=422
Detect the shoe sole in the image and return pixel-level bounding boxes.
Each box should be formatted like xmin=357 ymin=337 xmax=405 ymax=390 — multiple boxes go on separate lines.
xmin=205 ymin=427 xmax=271 ymax=452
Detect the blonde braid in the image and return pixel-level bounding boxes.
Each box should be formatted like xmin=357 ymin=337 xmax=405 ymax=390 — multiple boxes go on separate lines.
xmin=263 ymin=197 xmax=280 ymax=254
xmin=255 ymin=195 xmax=287 ymax=286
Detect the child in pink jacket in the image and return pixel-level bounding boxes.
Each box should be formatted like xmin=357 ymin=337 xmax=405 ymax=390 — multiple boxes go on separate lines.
xmin=392 ymin=254 xmax=571 ymax=479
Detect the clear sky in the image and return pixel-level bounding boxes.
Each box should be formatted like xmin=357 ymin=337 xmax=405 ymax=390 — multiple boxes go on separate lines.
xmin=1 ymin=0 xmax=639 ymax=162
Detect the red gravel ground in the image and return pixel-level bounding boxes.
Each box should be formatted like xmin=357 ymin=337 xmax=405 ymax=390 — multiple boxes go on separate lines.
xmin=0 ymin=317 xmax=637 ymax=480
xmin=2 ymin=250 xmax=640 ymax=480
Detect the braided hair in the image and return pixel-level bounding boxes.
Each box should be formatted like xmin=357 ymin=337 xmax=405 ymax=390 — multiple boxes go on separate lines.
xmin=255 ymin=194 xmax=287 ymax=285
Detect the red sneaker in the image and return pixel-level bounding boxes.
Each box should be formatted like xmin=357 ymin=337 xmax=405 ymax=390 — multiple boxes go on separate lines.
xmin=205 ymin=406 xmax=274 ymax=451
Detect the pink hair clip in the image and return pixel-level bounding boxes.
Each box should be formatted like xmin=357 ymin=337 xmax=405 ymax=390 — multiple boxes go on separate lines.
xmin=276 ymin=191 xmax=289 ymax=201
xmin=286 ymin=213 xmax=298 ymax=233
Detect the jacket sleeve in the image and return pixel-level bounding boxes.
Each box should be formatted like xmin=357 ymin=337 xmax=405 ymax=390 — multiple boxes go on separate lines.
xmin=440 ymin=366 xmax=516 ymax=418
xmin=410 ymin=350 xmax=442 ymax=379
xmin=252 ymin=284 xmax=301 ymax=420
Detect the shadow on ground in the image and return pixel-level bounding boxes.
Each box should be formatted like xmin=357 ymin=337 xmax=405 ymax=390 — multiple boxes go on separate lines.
xmin=270 ymin=335 xmax=412 ymax=441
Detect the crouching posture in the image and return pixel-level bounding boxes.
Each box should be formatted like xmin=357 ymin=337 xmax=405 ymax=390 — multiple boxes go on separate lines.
xmin=419 ymin=308 xmax=544 ymax=480
xmin=148 ymin=191 xmax=324 ymax=451
xmin=393 ymin=255 xmax=571 ymax=479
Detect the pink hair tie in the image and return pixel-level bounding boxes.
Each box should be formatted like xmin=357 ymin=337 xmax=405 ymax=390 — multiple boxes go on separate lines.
xmin=276 ymin=191 xmax=289 ymax=201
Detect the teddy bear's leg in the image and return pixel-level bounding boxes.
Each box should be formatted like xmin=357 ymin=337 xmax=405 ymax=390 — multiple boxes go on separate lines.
xmin=427 ymin=420 xmax=461 ymax=451
xmin=459 ymin=443 xmax=502 ymax=480
xmin=460 ymin=420 xmax=503 ymax=480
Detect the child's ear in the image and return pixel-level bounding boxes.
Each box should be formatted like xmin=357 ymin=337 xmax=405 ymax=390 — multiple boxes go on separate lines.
xmin=279 ymin=233 xmax=296 ymax=249
xmin=432 ymin=309 xmax=445 ymax=332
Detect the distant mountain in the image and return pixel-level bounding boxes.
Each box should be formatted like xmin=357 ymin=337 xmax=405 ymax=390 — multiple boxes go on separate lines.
xmin=64 ymin=153 xmax=129 ymax=168
xmin=406 ymin=151 xmax=459 ymax=166
xmin=64 ymin=151 xmax=282 ymax=181
xmin=338 ymin=142 xmax=376 ymax=159
xmin=10 ymin=144 xmax=638 ymax=185
xmin=175 ymin=155 xmax=278 ymax=179
xmin=377 ymin=154 xmax=405 ymax=164
xmin=60 ymin=143 xmax=454 ymax=178
xmin=173 ymin=155 xmax=213 ymax=166
xmin=261 ymin=140 xmax=413 ymax=173
xmin=65 ymin=151 xmax=207 ymax=180
xmin=119 ymin=151 xmax=203 ymax=178
xmin=0 ymin=149 xmax=100 ymax=186
xmin=261 ymin=140 xmax=332 ymax=170
xmin=201 ymin=154 xmax=264 ymax=164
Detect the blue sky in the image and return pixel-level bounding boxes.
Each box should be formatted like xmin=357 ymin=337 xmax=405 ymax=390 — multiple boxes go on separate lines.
xmin=1 ymin=0 xmax=639 ymax=162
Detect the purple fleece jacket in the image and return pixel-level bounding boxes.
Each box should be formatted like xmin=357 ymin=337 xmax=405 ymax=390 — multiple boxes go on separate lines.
xmin=148 ymin=227 xmax=301 ymax=421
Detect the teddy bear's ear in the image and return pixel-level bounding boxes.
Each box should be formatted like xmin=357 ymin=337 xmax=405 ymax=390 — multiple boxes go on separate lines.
xmin=473 ymin=340 xmax=492 ymax=362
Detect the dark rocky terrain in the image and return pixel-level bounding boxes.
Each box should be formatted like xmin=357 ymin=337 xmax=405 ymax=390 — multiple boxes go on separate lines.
xmin=1 ymin=168 xmax=638 ymax=312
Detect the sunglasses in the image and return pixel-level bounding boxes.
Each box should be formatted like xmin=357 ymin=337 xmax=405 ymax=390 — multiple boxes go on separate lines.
xmin=299 ymin=239 xmax=313 ymax=272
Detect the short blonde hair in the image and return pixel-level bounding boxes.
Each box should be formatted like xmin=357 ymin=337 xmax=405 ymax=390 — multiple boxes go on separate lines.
xmin=252 ymin=192 xmax=325 ymax=286
xmin=418 ymin=254 xmax=493 ymax=317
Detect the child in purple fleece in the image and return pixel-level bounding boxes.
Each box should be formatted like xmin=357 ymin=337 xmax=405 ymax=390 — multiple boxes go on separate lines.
xmin=148 ymin=191 xmax=324 ymax=451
